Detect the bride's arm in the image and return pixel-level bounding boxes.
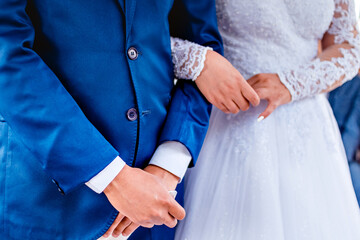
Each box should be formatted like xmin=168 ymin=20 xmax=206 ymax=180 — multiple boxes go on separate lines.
xmin=248 ymin=0 xmax=360 ymax=120
xmin=170 ymin=36 xmax=260 ymax=113
xmin=278 ymin=0 xmax=360 ymax=101
xmin=170 ymin=37 xmax=212 ymax=81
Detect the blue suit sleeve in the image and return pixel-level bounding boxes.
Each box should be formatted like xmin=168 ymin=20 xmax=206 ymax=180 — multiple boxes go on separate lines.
xmin=0 ymin=0 xmax=119 ymax=193
xmin=159 ymin=0 xmax=223 ymax=166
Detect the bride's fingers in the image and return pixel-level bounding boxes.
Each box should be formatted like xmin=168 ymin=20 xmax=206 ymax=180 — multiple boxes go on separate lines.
xmin=253 ymin=87 xmax=270 ymax=101
xmin=122 ymin=223 xmax=140 ymax=238
xmin=258 ymin=101 xmax=277 ymax=121
xmin=112 ymin=217 xmax=132 ymax=238
xmin=102 ymin=213 xmax=124 ymax=238
xmin=249 ymin=80 xmax=269 ymax=90
xmin=246 ymin=75 xmax=260 ymax=86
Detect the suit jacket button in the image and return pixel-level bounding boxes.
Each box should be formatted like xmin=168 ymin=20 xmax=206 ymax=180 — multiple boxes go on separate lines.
xmin=127 ymin=47 xmax=138 ymax=60
xmin=127 ymin=108 xmax=138 ymax=121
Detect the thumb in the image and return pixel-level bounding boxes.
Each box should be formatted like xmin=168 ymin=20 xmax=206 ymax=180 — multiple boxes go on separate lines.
xmin=168 ymin=197 xmax=186 ymax=220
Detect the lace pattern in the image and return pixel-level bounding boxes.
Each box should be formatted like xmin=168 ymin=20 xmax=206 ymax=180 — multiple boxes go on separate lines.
xmin=170 ymin=37 xmax=212 ymax=81
xmin=279 ymin=0 xmax=360 ymax=101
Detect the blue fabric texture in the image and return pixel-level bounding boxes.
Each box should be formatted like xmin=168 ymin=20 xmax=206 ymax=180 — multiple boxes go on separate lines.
xmin=329 ymin=75 xmax=360 ymax=206
xmin=0 ymin=0 xmax=223 ymax=239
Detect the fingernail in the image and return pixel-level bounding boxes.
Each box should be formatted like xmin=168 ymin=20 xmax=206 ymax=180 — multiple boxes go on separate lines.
xmin=257 ymin=116 xmax=264 ymax=122
xmin=123 ymin=233 xmax=128 ymax=237
xmin=112 ymin=233 xmax=119 ymax=238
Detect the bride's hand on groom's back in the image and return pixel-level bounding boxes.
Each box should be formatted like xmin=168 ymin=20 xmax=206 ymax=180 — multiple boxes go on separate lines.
xmin=247 ymin=73 xmax=291 ymax=120
xmin=195 ymin=50 xmax=260 ymax=114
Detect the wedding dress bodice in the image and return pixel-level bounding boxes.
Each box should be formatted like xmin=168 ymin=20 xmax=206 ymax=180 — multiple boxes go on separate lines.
xmin=215 ymin=0 xmax=360 ymax=100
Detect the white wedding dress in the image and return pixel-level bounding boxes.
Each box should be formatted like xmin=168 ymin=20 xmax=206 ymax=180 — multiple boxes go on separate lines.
xmin=174 ymin=0 xmax=360 ymax=239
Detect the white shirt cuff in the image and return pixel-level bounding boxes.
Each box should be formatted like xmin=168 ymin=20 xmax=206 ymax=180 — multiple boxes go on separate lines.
xmin=149 ymin=141 xmax=192 ymax=181
xmin=85 ymin=156 xmax=126 ymax=194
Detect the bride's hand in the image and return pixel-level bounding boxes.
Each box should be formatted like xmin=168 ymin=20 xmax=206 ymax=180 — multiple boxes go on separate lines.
xmin=195 ymin=50 xmax=260 ymax=114
xmin=247 ymin=73 xmax=291 ymax=120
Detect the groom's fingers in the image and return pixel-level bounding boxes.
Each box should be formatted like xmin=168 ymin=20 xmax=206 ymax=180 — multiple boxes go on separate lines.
xmin=232 ymin=94 xmax=249 ymax=112
xmin=168 ymin=198 xmax=186 ymax=221
xmin=224 ymin=99 xmax=241 ymax=114
xmin=112 ymin=217 xmax=132 ymax=237
xmin=163 ymin=214 xmax=178 ymax=228
xmin=219 ymin=103 xmax=231 ymax=114
xmin=241 ymin=84 xmax=260 ymax=107
xmin=122 ymin=223 xmax=140 ymax=237
xmin=102 ymin=213 xmax=124 ymax=238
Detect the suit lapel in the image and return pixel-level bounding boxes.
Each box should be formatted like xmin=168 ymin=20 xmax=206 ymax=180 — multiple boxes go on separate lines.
xmin=125 ymin=0 xmax=137 ymax=39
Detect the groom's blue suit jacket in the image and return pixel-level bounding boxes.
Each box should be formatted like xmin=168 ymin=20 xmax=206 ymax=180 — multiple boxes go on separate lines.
xmin=0 ymin=0 xmax=222 ymax=239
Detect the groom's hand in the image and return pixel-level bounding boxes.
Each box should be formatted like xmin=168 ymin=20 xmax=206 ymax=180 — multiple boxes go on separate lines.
xmin=195 ymin=50 xmax=260 ymax=114
xmin=103 ymin=165 xmax=181 ymax=238
xmin=103 ymin=165 xmax=185 ymax=229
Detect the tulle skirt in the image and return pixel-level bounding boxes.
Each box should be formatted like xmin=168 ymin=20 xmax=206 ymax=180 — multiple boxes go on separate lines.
xmin=175 ymin=95 xmax=360 ymax=240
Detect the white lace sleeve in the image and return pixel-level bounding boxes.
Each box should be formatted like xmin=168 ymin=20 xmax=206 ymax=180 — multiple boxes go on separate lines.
xmin=278 ymin=0 xmax=360 ymax=101
xmin=171 ymin=37 xmax=212 ymax=81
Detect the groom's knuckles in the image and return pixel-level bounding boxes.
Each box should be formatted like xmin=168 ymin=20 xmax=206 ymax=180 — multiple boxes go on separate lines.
xmin=140 ymin=222 xmax=154 ymax=228
xmin=144 ymin=207 xmax=167 ymax=225
xmin=132 ymin=213 xmax=153 ymax=225
xmin=159 ymin=193 xmax=172 ymax=205
xmin=151 ymin=209 xmax=164 ymax=222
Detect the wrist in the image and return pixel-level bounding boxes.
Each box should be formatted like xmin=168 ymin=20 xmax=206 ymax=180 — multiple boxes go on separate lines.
xmin=145 ymin=165 xmax=179 ymax=190
xmin=195 ymin=50 xmax=214 ymax=82
xmin=193 ymin=48 xmax=213 ymax=81
xmin=104 ymin=164 xmax=131 ymax=196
